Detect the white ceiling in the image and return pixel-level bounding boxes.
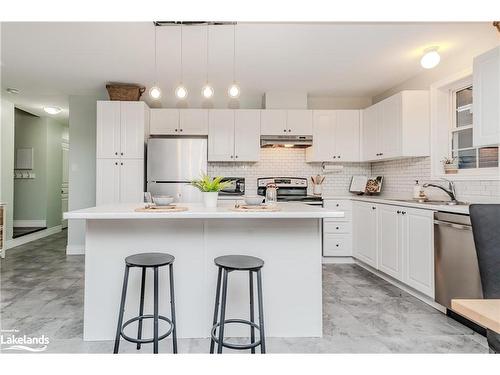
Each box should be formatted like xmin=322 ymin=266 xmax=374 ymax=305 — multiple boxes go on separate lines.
xmin=1 ymin=22 xmax=498 ymax=124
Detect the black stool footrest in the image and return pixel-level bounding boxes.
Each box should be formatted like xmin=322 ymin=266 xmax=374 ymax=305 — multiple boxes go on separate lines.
xmin=120 ymin=314 xmax=174 ymax=344
xmin=210 ymin=319 xmax=262 ymax=350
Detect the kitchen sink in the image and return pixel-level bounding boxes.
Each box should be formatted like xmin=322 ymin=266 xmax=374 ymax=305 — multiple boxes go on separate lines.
xmin=391 ymin=199 xmax=469 ymax=206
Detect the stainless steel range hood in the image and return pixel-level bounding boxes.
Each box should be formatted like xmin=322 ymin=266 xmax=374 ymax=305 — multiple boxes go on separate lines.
xmin=260 ymin=135 xmax=312 ymax=148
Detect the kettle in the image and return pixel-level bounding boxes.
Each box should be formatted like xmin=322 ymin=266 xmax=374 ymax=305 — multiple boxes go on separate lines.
xmin=265 ymin=183 xmax=278 ymax=205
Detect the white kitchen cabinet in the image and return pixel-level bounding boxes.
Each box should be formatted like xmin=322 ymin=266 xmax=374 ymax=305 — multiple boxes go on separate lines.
xmin=402 ymin=207 xmax=434 ymax=297
xmin=119 ymin=159 xmax=145 ymax=203
xmin=361 ymin=90 xmax=429 ymax=162
xmin=96 ymin=101 xmax=121 ymax=158
xmin=96 ymin=158 xmax=143 ymax=205
xmin=473 ymin=46 xmax=500 ymax=147
xmin=261 ymin=110 xmax=287 ymax=135
xmin=208 ymin=110 xmax=235 ymax=162
xmin=306 ymin=110 xmax=360 ymax=162
xmin=323 ymin=199 xmax=352 ymax=257
xmin=179 ymin=109 xmax=209 ymax=135
xmin=96 ymin=101 xmax=148 ymax=159
xmin=234 ymin=110 xmax=261 ymax=162
xmin=352 ymin=201 xmax=377 ymax=267
xmin=150 ymin=108 xmax=179 ymax=135
xmin=208 ymin=109 xmax=260 ymax=162
xmin=96 ymin=159 xmax=121 ymax=205
xmin=377 ymin=204 xmax=402 ymax=280
xmin=261 ymin=109 xmax=312 ymax=135
xmin=287 ymin=110 xmax=313 ymax=135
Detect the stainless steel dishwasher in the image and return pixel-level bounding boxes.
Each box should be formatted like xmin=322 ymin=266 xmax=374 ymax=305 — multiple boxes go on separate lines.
xmin=434 ymin=211 xmax=483 ymax=310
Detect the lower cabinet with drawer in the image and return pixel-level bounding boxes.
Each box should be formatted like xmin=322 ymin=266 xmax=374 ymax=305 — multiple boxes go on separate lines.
xmin=352 ymin=200 xmax=434 ymax=298
xmin=323 ymin=199 xmax=352 ymax=256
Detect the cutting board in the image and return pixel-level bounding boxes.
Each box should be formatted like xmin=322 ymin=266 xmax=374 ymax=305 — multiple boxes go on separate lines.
xmin=229 ymin=205 xmax=281 ymax=212
xmin=135 ymin=206 xmax=188 ymax=213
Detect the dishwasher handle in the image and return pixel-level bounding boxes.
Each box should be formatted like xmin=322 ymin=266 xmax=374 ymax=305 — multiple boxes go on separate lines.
xmin=434 ymin=219 xmax=472 ymax=231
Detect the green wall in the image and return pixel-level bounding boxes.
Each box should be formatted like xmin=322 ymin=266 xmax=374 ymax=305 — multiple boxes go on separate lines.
xmin=13 ymin=109 xmax=64 ymax=228
xmin=1 ymin=99 xmax=15 ymax=240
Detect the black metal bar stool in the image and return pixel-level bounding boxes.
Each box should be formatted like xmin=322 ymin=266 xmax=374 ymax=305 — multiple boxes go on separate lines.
xmin=210 ymin=255 xmax=266 ymax=354
xmin=113 ymin=252 xmax=177 ymax=354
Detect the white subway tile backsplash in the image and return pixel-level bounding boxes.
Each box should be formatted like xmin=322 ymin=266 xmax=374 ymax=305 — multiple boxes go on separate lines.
xmin=209 ymin=152 xmax=499 ymax=202
xmin=208 ymin=148 xmax=371 ymax=196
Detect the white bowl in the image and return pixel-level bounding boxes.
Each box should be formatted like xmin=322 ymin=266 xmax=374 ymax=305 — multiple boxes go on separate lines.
xmin=152 ymin=195 xmax=174 ymax=206
xmin=244 ymin=195 xmax=264 ymax=206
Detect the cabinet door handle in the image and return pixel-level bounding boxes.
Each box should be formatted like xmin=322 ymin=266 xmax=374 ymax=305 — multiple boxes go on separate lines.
xmin=397 ymin=210 xmax=401 ymax=214
xmin=288 ymin=129 xmax=291 ymax=132
xmin=283 ymin=129 xmax=287 ymax=132
xmin=402 ymin=211 xmax=406 ymax=215
xmin=175 ymin=128 xmax=178 ymax=132
xmin=336 ymin=226 xmax=339 ymax=230
xmin=333 ymin=156 xmax=336 ymax=159
xmin=337 ymin=155 xmax=341 ymax=159
xmin=179 ymin=128 xmax=183 ymax=132
xmin=336 ymin=204 xmax=339 ymax=207
xmin=115 ymin=152 xmax=118 ymax=155
xmin=372 ymin=206 xmax=376 ymax=210
xmin=120 ymin=162 xmax=123 ymax=166
xmin=235 ymin=155 xmax=238 ymax=159
xmin=336 ymin=244 xmax=339 ymax=247
xmin=121 ymin=152 xmax=123 ymax=156
xmin=114 ymin=162 xmax=118 ymax=165
xmin=230 ymin=155 xmax=234 ymax=158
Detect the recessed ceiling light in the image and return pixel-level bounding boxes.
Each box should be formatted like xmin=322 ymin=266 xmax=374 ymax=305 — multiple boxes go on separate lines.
xmin=420 ymin=47 xmax=441 ymax=69
xmin=6 ymin=88 xmax=20 ymax=94
xmin=43 ymin=106 xmax=62 ymax=115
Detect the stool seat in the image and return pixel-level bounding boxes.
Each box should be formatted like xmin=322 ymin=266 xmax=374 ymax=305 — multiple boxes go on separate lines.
xmin=214 ymin=255 xmax=264 ymax=271
xmin=125 ymin=252 xmax=175 ymax=267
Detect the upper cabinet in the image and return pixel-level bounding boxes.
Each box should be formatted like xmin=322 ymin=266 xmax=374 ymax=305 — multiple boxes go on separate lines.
xmin=473 ymin=46 xmax=500 ymax=147
xmin=149 ymin=109 xmax=208 ymax=135
xmin=208 ymin=109 xmax=260 ymax=162
xmin=261 ymin=109 xmax=312 ymax=135
xmin=361 ymin=90 xmax=429 ymax=162
xmin=97 ymin=101 xmax=148 ymax=159
xmin=305 ymin=110 xmax=360 ymax=162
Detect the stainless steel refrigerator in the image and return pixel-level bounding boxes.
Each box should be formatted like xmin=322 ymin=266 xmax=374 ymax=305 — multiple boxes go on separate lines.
xmin=147 ymin=137 xmax=207 ymax=203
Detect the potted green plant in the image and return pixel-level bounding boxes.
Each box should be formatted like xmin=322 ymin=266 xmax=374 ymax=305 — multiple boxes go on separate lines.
xmin=190 ymin=174 xmax=232 ymax=208
xmin=442 ymin=156 xmax=458 ymax=174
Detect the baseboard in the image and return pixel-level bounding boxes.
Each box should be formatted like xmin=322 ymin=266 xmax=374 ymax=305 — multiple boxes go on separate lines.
xmin=353 ymin=258 xmax=446 ymax=314
xmin=322 ymin=256 xmax=355 ymax=264
xmin=66 ymin=244 xmax=85 ymax=255
xmin=13 ymin=220 xmax=46 ymax=227
xmin=5 ymin=225 xmax=62 ymax=251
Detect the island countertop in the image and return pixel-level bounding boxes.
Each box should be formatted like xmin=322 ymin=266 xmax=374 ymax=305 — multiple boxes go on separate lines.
xmin=64 ymin=202 xmax=344 ymax=220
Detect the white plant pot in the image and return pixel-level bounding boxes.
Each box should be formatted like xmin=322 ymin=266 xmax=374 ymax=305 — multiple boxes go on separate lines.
xmin=203 ymin=192 xmax=219 ymax=208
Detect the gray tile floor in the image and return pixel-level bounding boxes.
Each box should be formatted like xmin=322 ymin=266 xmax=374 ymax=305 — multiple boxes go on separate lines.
xmin=0 ymin=231 xmax=489 ymax=353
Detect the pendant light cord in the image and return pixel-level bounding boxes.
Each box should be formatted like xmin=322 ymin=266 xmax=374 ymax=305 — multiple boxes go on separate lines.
xmin=154 ymin=25 xmax=158 ymax=84
xmin=206 ymin=24 xmax=209 ymax=84
xmin=180 ymin=23 xmax=184 ymax=83
xmin=233 ymin=23 xmax=236 ymax=83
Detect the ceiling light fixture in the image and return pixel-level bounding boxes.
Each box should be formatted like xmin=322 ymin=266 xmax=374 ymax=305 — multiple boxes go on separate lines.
xmin=6 ymin=88 xmax=20 ymax=94
xmin=149 ymin=24 xmax=162 ymax=100
xmin=201 ymin=24 xmax=214 ymax=99
xmin=227 ymin=23 xmax=240 ymax=99
xmin=420 ymin=47 xmax=441 ymax=69
xmin=175 ymin=23 xmax=188 ymax=100
xmin=43 ymin=106 xmax=62 ymax=115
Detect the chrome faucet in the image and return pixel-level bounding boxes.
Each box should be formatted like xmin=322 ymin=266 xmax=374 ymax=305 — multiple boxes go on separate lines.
xmin=423 ymin=179 xmax=458 ymax=204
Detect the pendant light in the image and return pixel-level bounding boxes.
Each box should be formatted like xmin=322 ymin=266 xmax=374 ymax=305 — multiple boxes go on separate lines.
xmin=149 ymin=24 xmax=162 ymax=100
xmin=201 ymin=24 xmax=214 ymax=99
xmin=175 ymin=23 xmax=188 ymax=99
xmin=227 ymin=23 xmax=240 ymax=99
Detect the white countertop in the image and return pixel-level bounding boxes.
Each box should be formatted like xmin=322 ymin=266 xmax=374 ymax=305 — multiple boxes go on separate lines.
xmin=64 ymin=202 xmax=344 ymax=220
xmin=322 ymin=194 xmax=476 ymax=214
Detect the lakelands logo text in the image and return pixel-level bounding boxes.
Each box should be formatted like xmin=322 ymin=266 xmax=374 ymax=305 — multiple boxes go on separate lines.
xmin=1 ymin=330 xmax=49 ymax=352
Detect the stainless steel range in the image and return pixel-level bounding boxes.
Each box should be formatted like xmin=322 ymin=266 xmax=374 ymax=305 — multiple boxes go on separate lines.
xmin=257 ymin=177 xmax=323 ymax=205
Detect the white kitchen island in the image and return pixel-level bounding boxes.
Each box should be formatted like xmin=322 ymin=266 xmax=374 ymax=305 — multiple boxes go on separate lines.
xmin=64 ymin=203 xmax=343 ymax=341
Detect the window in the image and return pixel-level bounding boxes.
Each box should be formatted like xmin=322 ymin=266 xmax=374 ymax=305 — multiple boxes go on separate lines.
xmin=450 ymin=86 xmax=499 ymax=170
